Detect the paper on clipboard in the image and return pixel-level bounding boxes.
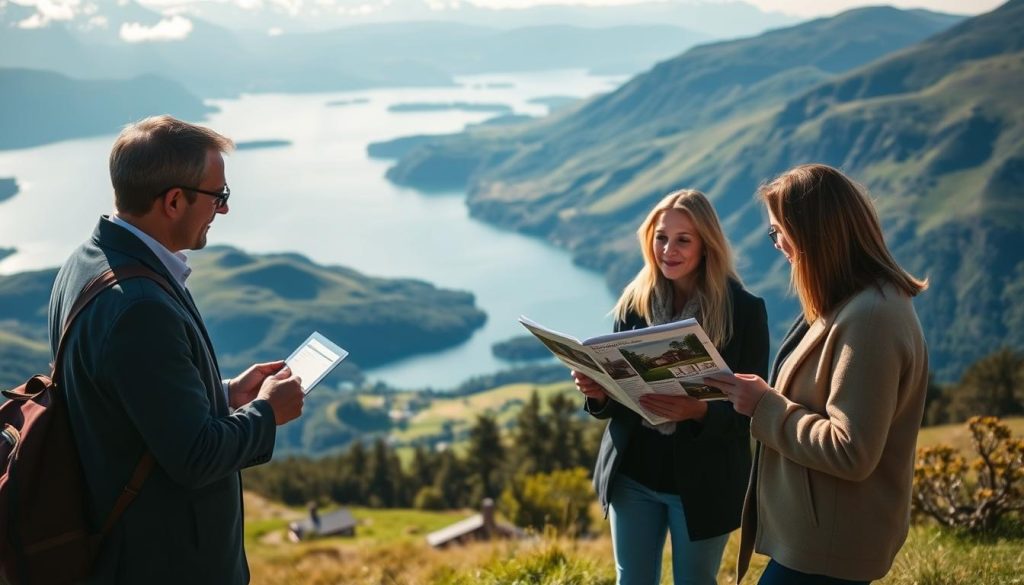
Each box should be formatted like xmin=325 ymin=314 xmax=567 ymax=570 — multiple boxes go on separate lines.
xmin=285 ymin=331 xmax=349 ymax=394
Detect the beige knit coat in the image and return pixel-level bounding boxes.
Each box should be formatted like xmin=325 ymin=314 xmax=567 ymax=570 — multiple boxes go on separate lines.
xmin=737 ymin=283 xmax=928 ymax=582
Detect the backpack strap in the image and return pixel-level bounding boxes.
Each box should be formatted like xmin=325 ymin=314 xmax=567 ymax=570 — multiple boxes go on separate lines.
xmin=54 ymin=264 xmax=176 ymax=541
xmin=52 ymin=264 xmax=177 ymax=385
xmin=99 ymin=452 xmax=156 ymax=538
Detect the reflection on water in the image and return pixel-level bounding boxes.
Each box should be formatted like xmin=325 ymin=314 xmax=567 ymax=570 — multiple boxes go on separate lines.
xmin=0 ymin=70 xmax=623 ymax=389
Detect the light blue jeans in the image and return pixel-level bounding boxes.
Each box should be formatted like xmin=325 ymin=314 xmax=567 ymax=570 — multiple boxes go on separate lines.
xmin=609 ymin=475 xmax=729 ymax=585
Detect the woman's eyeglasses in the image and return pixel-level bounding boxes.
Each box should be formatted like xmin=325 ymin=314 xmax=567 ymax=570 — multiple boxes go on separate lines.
xmin=768 ymin=225 xmax=780 ymax=245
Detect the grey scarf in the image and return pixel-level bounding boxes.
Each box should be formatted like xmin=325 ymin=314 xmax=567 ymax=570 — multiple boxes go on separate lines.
xmin=644 ymin=280 xmax=702 ymax=435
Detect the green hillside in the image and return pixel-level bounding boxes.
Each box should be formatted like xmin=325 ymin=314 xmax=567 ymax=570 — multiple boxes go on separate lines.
xmin=383 ymin=6 xmax=961 ymax=191
xmin=383 ymin=3 xmax=1022 ymax=381
xmin=388 ymin=381 xmax=576 ymax=445
xmin=0 ymin=330 xmax=48 ymax=389
xmin=274 ymin=377 xmax=575 ymax=455
xmin=0 ymin=246 xmax=485 ymax=389
xmin=0 ymin=68 xmax=214 ymax=150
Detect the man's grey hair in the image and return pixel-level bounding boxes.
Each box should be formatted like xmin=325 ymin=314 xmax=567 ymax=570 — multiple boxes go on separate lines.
xmin=109 ymin=115 xmax=234 ymax=215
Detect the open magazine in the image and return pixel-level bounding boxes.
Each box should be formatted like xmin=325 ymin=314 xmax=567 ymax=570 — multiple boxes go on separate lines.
xmin=518 ymin=316 xmax=733 ymax=426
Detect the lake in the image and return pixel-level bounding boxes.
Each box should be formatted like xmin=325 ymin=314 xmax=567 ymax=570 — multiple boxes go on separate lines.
xmin=0 ymin=70 xmax=622 ymax=389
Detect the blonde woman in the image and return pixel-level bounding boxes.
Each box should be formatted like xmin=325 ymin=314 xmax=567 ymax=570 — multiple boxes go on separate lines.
xmin=705 ymin=164 xmax=929 ymax=584
xmin=573 ymin=189 xmax=769 ymax=585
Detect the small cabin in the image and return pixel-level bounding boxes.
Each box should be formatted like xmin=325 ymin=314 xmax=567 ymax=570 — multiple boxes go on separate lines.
xmin=288 ymin=504 xmax=357 ymax=542
xmin=426 ymin=498 xmax=524 ymax=548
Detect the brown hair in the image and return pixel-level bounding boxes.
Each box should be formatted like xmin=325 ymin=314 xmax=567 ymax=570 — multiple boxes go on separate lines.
xmin=109 ymin=115 xmax=234 ymax=215
xmin=759 ymin=164 xmax=927 ymax=322
xmin=613 ymin=189 xmax=740 ymax=347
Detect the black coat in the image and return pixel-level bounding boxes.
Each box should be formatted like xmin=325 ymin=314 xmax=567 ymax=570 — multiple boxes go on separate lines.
xmin=48 ymin=217 xmax=277 ymax=584
xmin=586 ymin=280 xmax=769 ymax=540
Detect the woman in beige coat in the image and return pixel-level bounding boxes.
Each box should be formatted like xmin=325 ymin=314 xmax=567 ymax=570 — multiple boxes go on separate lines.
xmin=705 ymin=164 xmax=929 ymax=584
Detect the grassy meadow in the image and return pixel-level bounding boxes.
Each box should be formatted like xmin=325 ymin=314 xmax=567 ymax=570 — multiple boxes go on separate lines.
xmin=390 ymin=382 xmax=578 ymax=442
xmin=245 ymin=499 xmax=1023 ymax=585
xmin=245 ymin=417 xmax=1024 ymax=584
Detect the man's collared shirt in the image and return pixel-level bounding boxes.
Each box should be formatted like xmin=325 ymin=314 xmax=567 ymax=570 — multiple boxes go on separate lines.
xmin=110 ymin=214 xmax=192 ymax=287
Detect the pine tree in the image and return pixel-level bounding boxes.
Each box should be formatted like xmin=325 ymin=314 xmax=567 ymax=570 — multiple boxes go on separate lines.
xmin=336 ymin=441 xmax=368 ymax=503
xmin=433 ymin=449 xmax=468 ymax=508
xmin=512 ymin=391 xmax=552 ymax=474
xmin=547 ymin=393 xmax=587 ymax=471
xmin=365 ymin=438 xmax=397 ymax=507
xmin=410 ymin=443 xmax=437 ymax=495
xmin=466 ymin=413 xmax=506 ymax=501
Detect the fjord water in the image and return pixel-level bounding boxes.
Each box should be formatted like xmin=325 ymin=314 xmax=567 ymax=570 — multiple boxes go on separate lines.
xmin=0 ymin=70 xmax=620 ymax=389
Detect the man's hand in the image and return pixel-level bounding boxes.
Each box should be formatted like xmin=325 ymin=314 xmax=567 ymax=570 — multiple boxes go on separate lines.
xmin=572 ymin=370 xmax=609 ymax=407
xmin=228 ymin=360 xmax=287 ymax=409
xmin=256 ymin=366 xmax=305 ymax=425
xmin=703 ymin=373 xmax=771 ymax=417
xmin=637 ymin=393 xmax=708 ymax=422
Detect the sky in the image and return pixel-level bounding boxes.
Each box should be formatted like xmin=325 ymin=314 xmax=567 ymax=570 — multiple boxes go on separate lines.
xmin=421 ymin=0 xmax=1002 ymax=17
xmin=4 ymin=0 xmax=1006 ymax=33
xmin=13 ymin=0 xmax=1001 ymax=16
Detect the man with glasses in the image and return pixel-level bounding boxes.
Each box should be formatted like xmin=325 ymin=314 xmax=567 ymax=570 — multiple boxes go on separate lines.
xmin=47 ymin=115 xmax=306 ymax=584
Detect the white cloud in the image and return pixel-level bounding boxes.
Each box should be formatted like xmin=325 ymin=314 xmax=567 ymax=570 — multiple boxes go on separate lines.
xmin=267 ymin=0 xmax=302 ymax=15
xmin=14 ymin=0 xmax=80 ymax=28
xmin=340 ymin=2 xmax=380 ymax=15
xmin=17 ymin=12 xmax=47 ymax=27
xmin=234 ymin=0 xmax=263 ymax=10
xmin=267 ymin=25 xmax=283 ymax=35
xmin=119 ymin=14 xmax=193 ymax=42
xmin=424 ymin=0 xmax=464 ymax=10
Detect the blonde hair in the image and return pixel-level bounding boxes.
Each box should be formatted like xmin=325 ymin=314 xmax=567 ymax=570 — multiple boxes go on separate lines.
xmin=612 ymin=189 xmax=740 ymax=347
xmin=759 ymin=164 xmax=927 ymax=322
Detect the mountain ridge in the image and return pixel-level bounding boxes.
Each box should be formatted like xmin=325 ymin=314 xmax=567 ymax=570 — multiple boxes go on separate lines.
xmin=381 ymin=3 xmax=1021 ymax=380
xmin=0 ymin=68 xmax=215 ymax=150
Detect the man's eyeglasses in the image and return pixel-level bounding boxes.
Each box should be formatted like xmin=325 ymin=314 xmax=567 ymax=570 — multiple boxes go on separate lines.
xmin=163 ymin=185 xmax=230 ymax=208
xmin=768 ymin=225 xmax=780 ymax=245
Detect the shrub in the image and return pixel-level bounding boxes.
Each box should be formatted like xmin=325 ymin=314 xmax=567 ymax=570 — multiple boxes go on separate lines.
xmin=500 ymin=468 xmax=593 ymax=536
xmin=930 ymin=348 xmax=1024 ymax=424
xmin=415 ymin=486 xmax=447 ymax=510
xmin=429 ymin=538 xmax=614 ymax=585
xmin=913 ymin=416 xmax=1024 ymax=533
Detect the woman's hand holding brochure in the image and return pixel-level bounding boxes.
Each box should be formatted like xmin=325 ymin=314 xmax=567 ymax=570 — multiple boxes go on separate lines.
xmin=520 ymin=315 xmax=731 ymax=426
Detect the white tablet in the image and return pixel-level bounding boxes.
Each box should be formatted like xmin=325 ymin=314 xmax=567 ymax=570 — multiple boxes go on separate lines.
xmin=284 ymin=331 xmax=349 ymax=395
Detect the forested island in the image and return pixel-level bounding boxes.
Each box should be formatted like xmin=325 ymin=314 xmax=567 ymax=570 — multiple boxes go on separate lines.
xmin=0 ymin=246 xmax=487 ymax=389
xmin=236 ymin=139 xmax=292 ymax=150
xmin=0 ymin=178 xmax=17 ymax=202
xmin=388 ymin=102 xmax=513 ymax=113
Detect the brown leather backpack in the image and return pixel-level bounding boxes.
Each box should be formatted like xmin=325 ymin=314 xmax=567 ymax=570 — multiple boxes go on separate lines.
xmin=0 ymin=265 xmax=171 ymax=584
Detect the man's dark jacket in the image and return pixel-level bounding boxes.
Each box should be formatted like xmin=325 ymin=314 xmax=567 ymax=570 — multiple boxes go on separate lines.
xmin=47 ymin=217 xmax=277 ymax=584
xmin=587 ymin=280 xmax=769 ymax=540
